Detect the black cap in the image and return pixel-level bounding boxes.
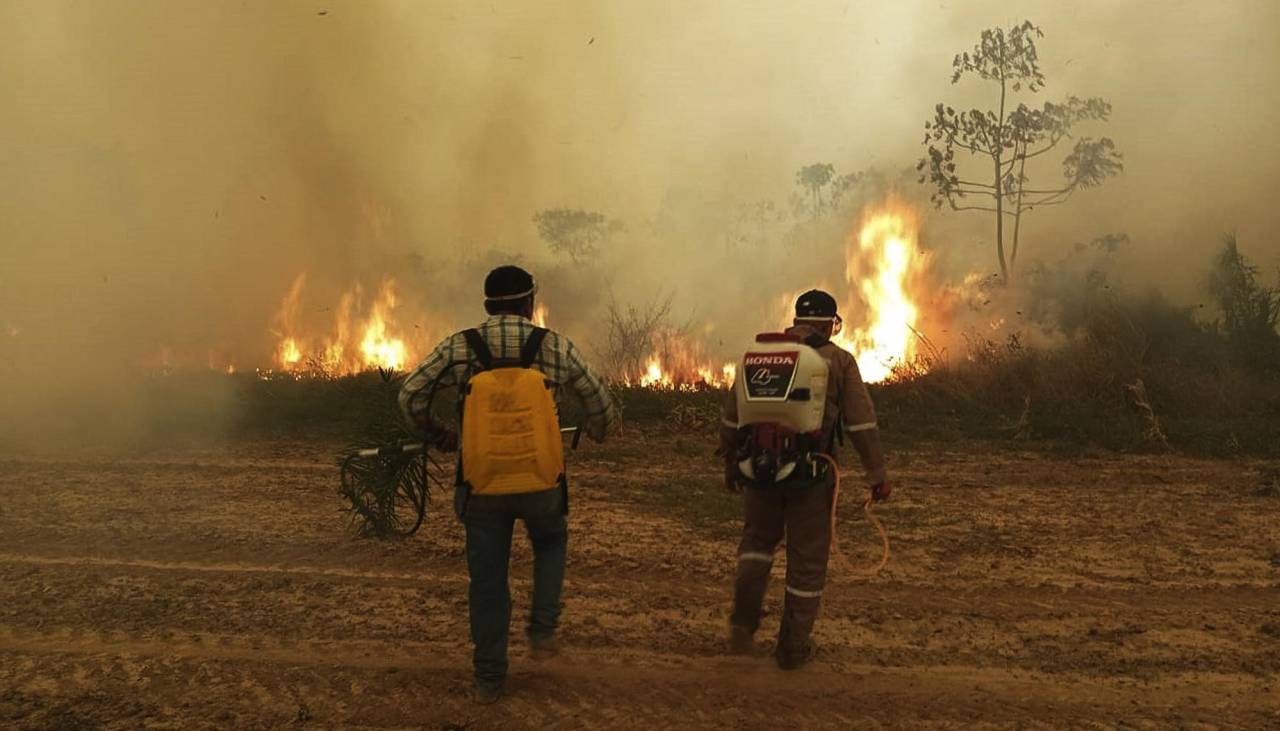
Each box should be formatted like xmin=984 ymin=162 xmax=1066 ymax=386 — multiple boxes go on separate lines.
xmin=795 ymin=289 xmax=838 ymax=319
xmin=484 ymin=265 xmax=537 ymax=301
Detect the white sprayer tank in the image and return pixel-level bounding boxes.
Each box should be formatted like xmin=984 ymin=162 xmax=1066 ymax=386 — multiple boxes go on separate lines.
xmin=735 ymin=334 xmax=830 ymax=434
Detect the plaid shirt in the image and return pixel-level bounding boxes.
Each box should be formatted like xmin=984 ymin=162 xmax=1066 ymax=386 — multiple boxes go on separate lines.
xmin=398 ymin=314 xmax=618 ymax=441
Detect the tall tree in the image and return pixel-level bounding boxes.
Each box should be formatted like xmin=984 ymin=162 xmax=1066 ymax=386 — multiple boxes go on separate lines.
xmin=532 ymin=208 xmax=621 ymax=263
xmin=794 ymin=164 xmax=862 ymax=219
xmin=918 ymin=21 xmax=1123 ymax=283
xmin=795 ymin=163 xmax=835 ymax=218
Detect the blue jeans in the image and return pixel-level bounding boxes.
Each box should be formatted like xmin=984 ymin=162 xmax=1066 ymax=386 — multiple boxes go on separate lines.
xmin=457 ymin=486 xmax=567 ymax=688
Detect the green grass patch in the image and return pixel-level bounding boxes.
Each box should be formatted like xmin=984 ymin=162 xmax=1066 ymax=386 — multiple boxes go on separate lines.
xmin=612 ymin=470 xmax=740 ymax=540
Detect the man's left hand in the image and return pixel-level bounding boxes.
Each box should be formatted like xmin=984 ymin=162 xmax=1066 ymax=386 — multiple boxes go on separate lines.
xmin=724 ymin=462 xmax=742 ymax=493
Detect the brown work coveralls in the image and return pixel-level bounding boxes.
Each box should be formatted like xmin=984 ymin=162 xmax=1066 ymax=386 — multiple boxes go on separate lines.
xmin=722 ymin=324 xmax=887 ymax=659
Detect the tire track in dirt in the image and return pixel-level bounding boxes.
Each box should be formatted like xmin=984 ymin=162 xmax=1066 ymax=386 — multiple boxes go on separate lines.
xmin=3 ymin=551 xmax=1276 ymax=684
xmin=1 ymin=550 xmax=1274 ymax=615
xmin=0 ymin=552 xmax=446 ymax=583
xmin=1 ymin=624 xmax=1274 ymax=729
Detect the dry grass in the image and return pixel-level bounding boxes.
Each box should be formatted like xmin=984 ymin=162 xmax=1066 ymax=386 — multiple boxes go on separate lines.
xmin=873 ymin=297 xmax=1280 ymax=456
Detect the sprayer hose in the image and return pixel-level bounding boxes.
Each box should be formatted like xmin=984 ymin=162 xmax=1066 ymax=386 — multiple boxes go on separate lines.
xmin=813 ymin=452 xmax=890 ymax=578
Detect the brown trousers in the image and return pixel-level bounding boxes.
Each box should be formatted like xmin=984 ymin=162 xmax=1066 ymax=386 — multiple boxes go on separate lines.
xmin=730 ymin=478 xmax=834 ymax=656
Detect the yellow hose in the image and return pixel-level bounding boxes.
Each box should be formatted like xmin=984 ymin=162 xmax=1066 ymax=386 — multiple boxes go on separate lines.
xmin=813 ymin=452 xmax=890 ymax=578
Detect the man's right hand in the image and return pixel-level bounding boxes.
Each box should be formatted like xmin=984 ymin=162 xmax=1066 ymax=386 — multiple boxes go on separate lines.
xmin=870 ymin=481 xmax=891 ymax=503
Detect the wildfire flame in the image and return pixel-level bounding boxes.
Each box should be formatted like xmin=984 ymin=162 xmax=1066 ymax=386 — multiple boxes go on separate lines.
xmin=631 ymin=332 xmax=736 ymax=390
xmin=832 ymin=197 xmax=928 ymax=382
xmin=777 ymin=198 xmax=929 ymax=383
xmin=196 ymin=199 xmax=933 ymax=387
xmin=272 ymin=274 xmax=416 ymax=375
xmin=358 ymin=284 xmax=409 ymax=371
xmin=630 ymin=200 xmax=929 ymax=389
xmin=275 ymin=274 xmax=307 ymax=369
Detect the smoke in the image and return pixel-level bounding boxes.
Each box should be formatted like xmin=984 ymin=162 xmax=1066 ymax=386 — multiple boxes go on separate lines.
xmin=1 ymin=1 xmax=1277 ymax=444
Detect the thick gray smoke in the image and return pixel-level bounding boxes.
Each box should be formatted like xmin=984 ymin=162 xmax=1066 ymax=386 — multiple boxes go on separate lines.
xmin=1 ymin=1 xmax=1277 ymax=444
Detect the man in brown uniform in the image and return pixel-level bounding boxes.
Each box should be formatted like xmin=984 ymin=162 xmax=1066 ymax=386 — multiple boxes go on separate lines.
xmin=721 ymin=289 xmax=890 ymax=669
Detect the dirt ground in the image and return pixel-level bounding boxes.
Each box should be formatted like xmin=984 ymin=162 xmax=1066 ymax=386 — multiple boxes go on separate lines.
xmin=0 ymin=431 xmax=1277 ymax=730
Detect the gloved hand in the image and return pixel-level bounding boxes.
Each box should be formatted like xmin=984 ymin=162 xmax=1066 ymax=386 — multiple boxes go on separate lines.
xmin=723 ymin=455 xmax=742 ymax=494
xmin=869 ymin=481 xmax=891 ymax=503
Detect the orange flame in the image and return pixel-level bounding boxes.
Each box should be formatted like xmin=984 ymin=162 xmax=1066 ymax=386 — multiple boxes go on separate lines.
xmin=274 ymin=274 xmax=307 ymax=369
xmin=630 ymin=331 xmax=735 ymax=390
xmin=272 ymin=275 xmax=417 ymax=375
xmin=777 ymin=198 xmax=929 ymax=383
xmin=834 ymin=197 xmax=927 ymax=382
xmin=358 ymin=281 xmax=409 ymax=371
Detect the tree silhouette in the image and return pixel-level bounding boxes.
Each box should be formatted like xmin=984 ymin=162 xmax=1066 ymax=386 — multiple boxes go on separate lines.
xmin=918 ymin=21 xmax=1123 ymax=283
xmin=795 ymin=163 xmax=834 ymax=218
xmin=794 ymin=164 xmax=863 ymax=218
xmin=532 ymin=208 xmax=622 ymax=263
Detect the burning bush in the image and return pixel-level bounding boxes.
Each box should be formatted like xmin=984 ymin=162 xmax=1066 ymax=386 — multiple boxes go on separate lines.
xmin=600 ymin=298 xmax=734 ymax=390
xmin=601 ymin=297 xmax=671 ymax=383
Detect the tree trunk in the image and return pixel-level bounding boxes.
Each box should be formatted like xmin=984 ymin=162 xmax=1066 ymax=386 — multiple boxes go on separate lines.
xmin=994 ymin=68 xmax=1009 ymax=285
xmin=994 ymin=154 xmax=1008 ymax=284
xmin=1010 ymin=150 xmax=1027 ymax=273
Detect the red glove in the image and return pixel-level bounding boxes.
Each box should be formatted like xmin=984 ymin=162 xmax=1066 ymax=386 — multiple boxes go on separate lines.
xmin=870 ymin=481 xmax=891 ymax=503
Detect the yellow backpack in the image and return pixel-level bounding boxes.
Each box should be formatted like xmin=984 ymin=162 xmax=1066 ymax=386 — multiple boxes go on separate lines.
xmin=459 ymin=327 xmax=565 ymax=495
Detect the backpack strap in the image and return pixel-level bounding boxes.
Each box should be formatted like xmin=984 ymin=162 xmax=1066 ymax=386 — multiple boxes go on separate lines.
xmin=803 ymin=333 xmax=828 ymax=349
xmin=826 ymin=413 xmax=845 ymax=454
xmin=462 ymin=329 xmax=493 ymax=370
xmin=520 ymin=327 xmax=548 ymax=368
xmin=805 ymin=333 xmax=842 ymax=454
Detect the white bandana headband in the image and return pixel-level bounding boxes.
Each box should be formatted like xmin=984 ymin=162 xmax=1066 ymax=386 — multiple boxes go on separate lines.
xmin=484 ymin=283 xmax=538 ymax=302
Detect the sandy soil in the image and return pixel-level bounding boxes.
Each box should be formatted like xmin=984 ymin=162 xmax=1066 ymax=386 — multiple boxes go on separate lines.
xmin=0 ymin=433 xmax=1277 ymax=730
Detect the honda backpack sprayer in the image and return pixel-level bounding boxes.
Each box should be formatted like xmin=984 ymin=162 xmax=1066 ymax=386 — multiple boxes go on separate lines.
xmin=733 ymin=332 xmax=890 ymax=577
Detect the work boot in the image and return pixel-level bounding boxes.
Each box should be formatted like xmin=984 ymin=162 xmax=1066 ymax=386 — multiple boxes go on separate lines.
xmin=529 ymin=634 xmax=560 ymax=661
xmin=474 ymin=681 xmax=504 ymax=705
xmin=729 ymin=624 xmax=755 ymax=655
xmin=775 ymin=639 xmax=818 ymax=670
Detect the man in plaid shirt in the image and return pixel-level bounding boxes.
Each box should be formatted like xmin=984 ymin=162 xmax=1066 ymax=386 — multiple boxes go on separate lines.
xmin=398 ymin=265 xmax=617 ymax=704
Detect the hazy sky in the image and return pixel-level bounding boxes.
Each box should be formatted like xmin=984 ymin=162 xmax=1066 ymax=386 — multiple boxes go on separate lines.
xmin=2 ymin=0 xmax=1278 ymax=385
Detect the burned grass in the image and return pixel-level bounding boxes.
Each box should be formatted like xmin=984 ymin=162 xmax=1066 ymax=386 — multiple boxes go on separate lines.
xmin=585 ymin=429 xmax=738 ymax=540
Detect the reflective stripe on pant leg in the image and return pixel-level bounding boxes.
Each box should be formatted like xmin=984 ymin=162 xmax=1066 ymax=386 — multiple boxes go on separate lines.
xmin=777 ymin=480 xmax=834 ymax=654
xmin=732 ymin=488 xmax=784 ymax=633
xmin=783 ymin=480 xmax=834 ymax=596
